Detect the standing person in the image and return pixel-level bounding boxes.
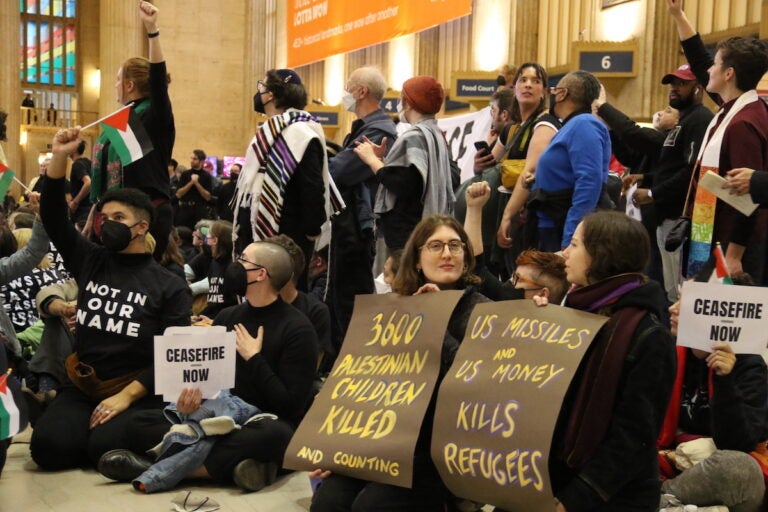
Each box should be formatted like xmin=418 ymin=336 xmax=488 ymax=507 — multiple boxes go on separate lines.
xmin=355 ymin=76 xmax=455 ymax=252
xmin=31 ymin=127 xmax=191 ymax=471
xmin=174 ymin=149 xmax=213 ymax=229
xmin=311 ymin=214 xmax=489 ymax=512
xmin=233 ymin=68 xmax=332 ymax=289
xmin=522 ymin=211 xmax=676 ymax=512
xmin=327 ymin=66 xmax=398 ymax=359
xmin=667 ymin=0 xmax=768 ymax=281
xmin=91 ymin=1 xmax=175 ymax=260
xmin=68 ymin=140 xmax=92 ymax=229
xmin=595 ymin=64 xmax=713 ymax=302
xmin=528 ymin=71 xmax=610 ymax=251
xmin=216 ymin=163 xmax=240 ymax=222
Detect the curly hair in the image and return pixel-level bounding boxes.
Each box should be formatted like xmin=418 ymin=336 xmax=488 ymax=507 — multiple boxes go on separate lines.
xmin=393 ymin=215 xmax=481 ymax=295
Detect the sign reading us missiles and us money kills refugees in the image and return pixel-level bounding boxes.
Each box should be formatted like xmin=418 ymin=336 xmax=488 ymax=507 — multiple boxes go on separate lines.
xmin=284 ymin=290 xmax=463 ymax=487
xmin=154 ymin=326 xmax=236 ymax=401
xmin=431 ymin=300 xmax=608 ymax=511
xmin=677 ymin=281 xmax=768 ymax=355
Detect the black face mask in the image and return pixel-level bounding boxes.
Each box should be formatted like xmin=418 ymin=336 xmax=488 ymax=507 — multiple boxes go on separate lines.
xmin=222 ymin=262 xmax=261 ymax=297
xmin=253 ymin=91 xmax=271 ymax=114
xmin=100 ymin=220 xmax=140 ymax=252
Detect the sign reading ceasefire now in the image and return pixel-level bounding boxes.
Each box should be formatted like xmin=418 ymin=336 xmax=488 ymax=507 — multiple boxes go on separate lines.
xmin=431 ymin=301 xmax=608 ymax=511
xmin=284 ymin=291 xmax=463 ymax=488
xmin=287 ymin=0 xmax=472 ymax=68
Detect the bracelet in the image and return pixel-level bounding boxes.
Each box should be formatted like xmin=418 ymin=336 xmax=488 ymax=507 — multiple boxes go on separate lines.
xmin=147 ymin=30 xmax=159 ymax=38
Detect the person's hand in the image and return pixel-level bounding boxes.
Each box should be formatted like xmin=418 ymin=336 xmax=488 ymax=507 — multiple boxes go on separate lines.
xmin=554 ymin=498 xmax=567 ymax=512
xmin=466 ymin=181 xmax=491 ymax=209
xmin=51 ymin=127 xmax=82 ymax=155
xmin=533 ymin=295 xmax=550 ymax=307
xmin=414 ymin=283 xmax=441 ymax=295
xmin=176 ymin=387 xmax=202 ymax=415
xmin=353 ymin=140 xmax=379 ymax=166
xmin=622 ymin=174 xmax=642 ymax=192
xmin=89 ymin=391 xmax=132 ymax=429
xmin=138 ymin=0 xmax=159 ymax=31
xmin=68 ymin=199 xmax=79 ymax=214
xmin=497 ymin=218 xmax=513 ymax=249
xmin=666 ymin=0 xmax=683 ymax=16
xmin=191 ymin=173 xmax=199 ymax=183
xmin=707 ymin=342 xmax=737 ymax=376
xmin=725 ymin=255 xmax=743 ymax=276
xmin=309 ymin=469 xmax=332 ymax=479
xmin=632 ymin=188 xmax=653 ymax=206
xmin=592 ymin=83 xmax=607 ymax=114
xmin=724 ymin=168 xmax=755 ymax=196
xmin=473 ymin=150 xmax=496 ymax=173
xmin=359 ymin=136 xmax=388 ymax=159
xmin=235 ymin=323 xmax=263 ymax=361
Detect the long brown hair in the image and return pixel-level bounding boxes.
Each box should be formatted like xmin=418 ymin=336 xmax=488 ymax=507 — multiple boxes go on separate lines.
xmin=393 ymin=215 xmax=481 ymax=295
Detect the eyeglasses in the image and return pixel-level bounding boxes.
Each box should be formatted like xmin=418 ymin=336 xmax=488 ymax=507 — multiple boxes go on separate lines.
xmin=420 ymin=240 xmax=465 ymax=254
xmin=237 ymin=256 xmax=270 ymax=276
xmin=511 ymin=272 xmax=544 ymax=291
xmin=549 ymin=86 xmax=567 ymax=95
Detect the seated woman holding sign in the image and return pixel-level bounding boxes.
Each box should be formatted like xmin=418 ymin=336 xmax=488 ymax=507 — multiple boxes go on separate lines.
xmin=658 ymin=278 xmax=766 ymax=512
xmin=311 ymin=214 xmax=489 ymax=512
xmin=523 ymin=211 xmax=676 ymax=512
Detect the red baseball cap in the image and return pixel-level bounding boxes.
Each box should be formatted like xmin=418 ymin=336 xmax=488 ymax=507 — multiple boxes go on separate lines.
xmin=661 ymin=64 xmax=696 ymax=84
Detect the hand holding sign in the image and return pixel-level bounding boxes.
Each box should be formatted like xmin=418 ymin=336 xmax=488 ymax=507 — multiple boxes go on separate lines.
xmin=177 ymin=387 xmax=203 ymax=415
xmin=235 ymin=324 xmax=263 ymax=361
xmin=706 ymin=342 xmax=736 ymax=376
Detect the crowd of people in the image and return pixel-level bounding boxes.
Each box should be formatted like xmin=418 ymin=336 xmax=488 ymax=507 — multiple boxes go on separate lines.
xmin=0 ymin=0 xmax=767 ymax=511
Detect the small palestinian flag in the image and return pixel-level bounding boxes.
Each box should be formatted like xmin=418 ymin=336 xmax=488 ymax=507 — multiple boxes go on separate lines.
xmin=99 ymin=104 xmax=153 ymax=166
xmin=694 ymin=243 xmax=733 ymax=285
xmin=0 ymin=162 xmax=15 ymax=201
xmin=0 ymin=372 xmax=24 ymax=439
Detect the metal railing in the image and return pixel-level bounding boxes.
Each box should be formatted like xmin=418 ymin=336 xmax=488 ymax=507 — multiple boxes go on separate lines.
xmin=20 ymin=106 xmax=99 ymax=128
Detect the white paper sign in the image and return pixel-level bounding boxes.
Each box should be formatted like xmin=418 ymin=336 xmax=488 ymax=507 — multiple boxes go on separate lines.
xmin=677 ymin=281 xmax=768 ymax=354
xmin=154 ymin=326 xmax=236 ymax=401
xmin=625 ymin=183 xmax=642 ymax=221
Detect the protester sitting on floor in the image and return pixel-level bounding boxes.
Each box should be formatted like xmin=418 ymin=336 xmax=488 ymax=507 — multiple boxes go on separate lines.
xmin=517 ymin=211 xmax=676 ymax=512
xmin=310 ymin=214 xmax=489 ymax=512
xmin=98 ymin=241 xmax=319 ymax=493
xmin=659 ymin=273 xmax=766 ymax=512
xmin=464 ymin=181 xmax=569 ymax=303
xmin=31 ymin=127 xmax=191 ymax=471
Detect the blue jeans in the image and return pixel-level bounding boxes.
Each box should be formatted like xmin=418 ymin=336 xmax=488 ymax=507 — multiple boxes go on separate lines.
xmin=134 ymin=390 xmax=260 ymax=493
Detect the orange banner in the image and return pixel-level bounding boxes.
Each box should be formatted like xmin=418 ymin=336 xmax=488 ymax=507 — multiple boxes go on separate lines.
xmin=287 ymin=0 xmax=471 ymax=68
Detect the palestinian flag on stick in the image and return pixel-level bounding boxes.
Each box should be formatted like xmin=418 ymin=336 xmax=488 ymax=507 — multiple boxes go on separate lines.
xmin=0 ymin=162 xmax=15 ymax=201
xmin=0 ymin=372 xmax=24 ymax=439
xmin=98 ymin=104 xmax=153 ymax=166
xmin=695 ymin=243 xmax=733 ymax=284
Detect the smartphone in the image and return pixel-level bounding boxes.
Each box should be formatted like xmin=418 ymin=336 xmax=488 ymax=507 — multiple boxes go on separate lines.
xmin=474 ymin=141 xmax=491 ymax=154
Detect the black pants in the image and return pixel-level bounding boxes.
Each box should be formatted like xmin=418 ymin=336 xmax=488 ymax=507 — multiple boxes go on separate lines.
xmin=174 ymin=202 xmax=208 ymax=230
xmin=127 ymin=409 xmax=294 ymax=483
xmin=150 ymin=201 xmax=174 ymax=261
xmin=29 ymin=386 xmax=164 ymax=470
xmin=310 ymin=452 xmax=450 ymax=512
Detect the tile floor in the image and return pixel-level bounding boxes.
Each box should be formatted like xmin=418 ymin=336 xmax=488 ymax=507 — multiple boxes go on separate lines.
xmin=1 ymin=429 xmax=313 ymax=512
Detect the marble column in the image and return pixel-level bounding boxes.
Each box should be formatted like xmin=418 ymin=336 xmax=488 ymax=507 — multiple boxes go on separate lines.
xmin=99 ymin=0 xmax=143 ymax=117
xmin=0 ymin=4 xmax=22 ymax=171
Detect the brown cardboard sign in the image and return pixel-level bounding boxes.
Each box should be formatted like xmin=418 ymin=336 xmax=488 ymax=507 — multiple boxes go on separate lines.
xmin=431 ymin=300 xmax=608 ymax=511
xmin=284 ymin=290 xmax=464 ymax=487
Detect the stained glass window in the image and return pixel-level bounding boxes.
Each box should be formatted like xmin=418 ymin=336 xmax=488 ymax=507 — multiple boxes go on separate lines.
xmin=20 ymin=0 xmax=76 ymax=87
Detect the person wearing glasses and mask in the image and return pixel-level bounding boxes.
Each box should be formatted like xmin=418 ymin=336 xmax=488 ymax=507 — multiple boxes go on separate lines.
xmin=31 ymin=128 xmax=191 ymax=472
xmin=98 ymin=241 xmax=319 ymax=492
xmin=311 ymin=214 xmax=489 ymax=512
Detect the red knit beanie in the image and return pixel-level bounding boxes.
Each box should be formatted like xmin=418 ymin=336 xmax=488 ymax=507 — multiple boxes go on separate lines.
xmin=402 ymin=76 xmax=444 ymax=115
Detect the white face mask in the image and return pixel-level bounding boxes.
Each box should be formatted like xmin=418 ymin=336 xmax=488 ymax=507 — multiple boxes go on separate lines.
xmin=341 ymin=91 xmax=357 ymax=112
xmin=397 ymin=100 xmax=407 ymax=123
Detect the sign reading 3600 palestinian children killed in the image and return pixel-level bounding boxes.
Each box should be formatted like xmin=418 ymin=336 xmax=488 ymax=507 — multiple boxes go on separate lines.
xmin=431 ymin=300 xmax=608 ymax=511
xmin=284 ymin=290 xmax=463 ymax=487
xmin=677 ymin=281 xmax=768 ymax=355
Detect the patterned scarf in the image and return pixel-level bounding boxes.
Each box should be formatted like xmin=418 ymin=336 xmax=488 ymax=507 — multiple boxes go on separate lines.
xmin=688 ymin=90 xmax=759 ymax=277
xmin=232 ymin=109 xmax=344 ymax=247
xmin=90 ymin=100 xmax=150 ymax=202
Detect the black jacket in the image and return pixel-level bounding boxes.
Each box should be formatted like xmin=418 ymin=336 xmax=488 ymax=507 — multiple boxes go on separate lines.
xmin=551 ymin=280 xmax=677 ymax=512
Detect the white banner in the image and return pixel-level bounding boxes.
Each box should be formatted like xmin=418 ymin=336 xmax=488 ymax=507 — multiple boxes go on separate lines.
xmin=677 ymin=281 xmax=768 ymax=355
xmin=154 ymin=326 xmax=236 ymax=401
